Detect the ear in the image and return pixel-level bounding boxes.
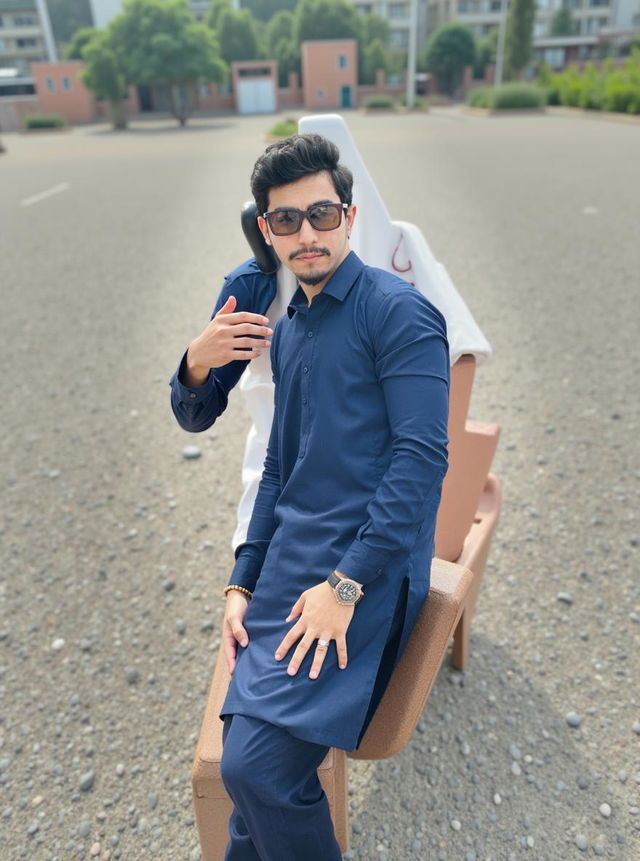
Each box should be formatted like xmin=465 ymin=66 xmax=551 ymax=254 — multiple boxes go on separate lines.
xmin=257 ymin=215 xmax=271 ymax=246
xmin=346 ymin=204 xmax=357 ymax=236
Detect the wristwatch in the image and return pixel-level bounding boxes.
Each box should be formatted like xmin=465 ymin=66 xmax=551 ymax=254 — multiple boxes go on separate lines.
xmin=327 ymin=571 xmax=364 ymax=605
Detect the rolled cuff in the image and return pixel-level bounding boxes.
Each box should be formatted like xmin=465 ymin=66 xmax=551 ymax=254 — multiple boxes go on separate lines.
xmin=336 ymin=539 xmax=389 ymax=586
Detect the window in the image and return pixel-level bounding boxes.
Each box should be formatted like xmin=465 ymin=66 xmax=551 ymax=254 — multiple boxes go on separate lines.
xmin=338 ymin=54 xmax=347 ymax=69
xmin=543 ymin=47 xmax=565 ymax=66
xmin=198 ymin=81 xmax=209 ymax=97
xmin=45 ymin=77 xmax=55 ymax=92
xmin=389 ymin=2 xmax=408 ymax=17
xmin=16 ymin=37 xmax=37 ymax=47
xmin=14 ymin=14 xmax=38 ymax=25
xmin=316 ymin=88 xmax=326 ymax=99
xmin=588 ymin=0 xmax=609 ymax=6
xmin=62 ymin=76 xmax=72 ymax=91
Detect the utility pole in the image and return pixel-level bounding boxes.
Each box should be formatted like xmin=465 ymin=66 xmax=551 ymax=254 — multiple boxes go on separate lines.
xmin=495 ymin=0 xmax=509 ymax=86
xmin=34 ymin=0 xmax=58 ymax=63
xmin=406 ymin=0 xmax=418 ymax=108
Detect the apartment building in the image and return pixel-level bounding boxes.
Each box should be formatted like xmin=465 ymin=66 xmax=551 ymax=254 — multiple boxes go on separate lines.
xmin=427 ymin=0 xmax=639 ymax=68
xmin=351 ymin=0 xmax=429 ymax=51
xmin=0 ymin=0 xmax=49 ymax=78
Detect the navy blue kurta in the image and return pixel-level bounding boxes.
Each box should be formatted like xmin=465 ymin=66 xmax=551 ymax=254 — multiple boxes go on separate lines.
xmin=221 ymin=251 xmax=449 ymax=751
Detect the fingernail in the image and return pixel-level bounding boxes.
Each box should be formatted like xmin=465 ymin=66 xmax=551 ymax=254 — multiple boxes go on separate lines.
xmin=340 ymin=663 xmax=346 ymax=669
xmin=285 ymin=616 xmax=291 ymax=622
xmin=287 ymin=667 xmax=295 ymax=676
xmin=240 ymin=639 xmax=248 ymax=647
xmin=274 ymin=652 xmax=281 ymax=660
xmin=309 ymin=671 xmax=317 ymax=679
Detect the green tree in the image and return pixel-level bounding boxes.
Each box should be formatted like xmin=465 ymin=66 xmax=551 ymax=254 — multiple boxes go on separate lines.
xmin=294 ymin=0 xmax=362 ymax=45
xmin=505 ymin=0 xmax=536 ymax=79
xmin=206 ymin=0 xmax=232 ymax=31
xmin=363 ymin=13 xmax=390 ymax=48
xmin=550 ymin=3 xmax=576 ymax=37
xmin=362 ymin=38 xmax=389 ymax=85
xmin=473 ymin=26 xmax=498 ymax=77
xmin=217 ymin=7 xmax=261 ymax=63
xmin=111 ymin=0 xmax=227 ymax=126
xmin=421 ymin=22 xmax=476 ymax=96
xmin=80 ymin=31 xmax=130 ymax=129
xmin=47 ymin=0 xmax=93 ymax=49
xmin=64 ymin=26 xmax=99 ymax=60
xmin=266 ymin=9 xmax=294 ymax=54
xmin=273 ymin=37 xmax=300 ymax=86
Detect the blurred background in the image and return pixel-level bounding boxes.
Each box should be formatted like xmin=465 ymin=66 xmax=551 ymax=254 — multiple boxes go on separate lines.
xmin=1 ymin=1 xmax=640 ymax=860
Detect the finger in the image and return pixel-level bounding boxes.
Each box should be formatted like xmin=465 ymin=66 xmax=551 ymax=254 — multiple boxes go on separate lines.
xmin=215 ymin=295 xmax=237 ymax=316
xmin=287 ymin=634 xmax=315 ymax=677
xmin=227 ymin=322 xmax=274 ymax=337
xmin=285 ymin=595 xmax=304 ymax=623
xmin=228 ymin=337 xmax=272 ymax=350
xmin=222 ymin=628 xmax=237 ymax=674
xmin=309 ymin=636 xmax=331 ymax=680
xmin=230 ymin=621 xmax=248 ymax=649
xmin=275 ymin=621 xmax=304 ymax=661
xmin=223 ymin=312 xmax=270 ymax=326
xmin=336 ymin=634 xmax=348 ymax=670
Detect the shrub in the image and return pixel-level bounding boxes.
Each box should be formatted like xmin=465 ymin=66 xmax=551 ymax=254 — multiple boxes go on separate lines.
xmin=398 ymin=95 xmax=426 ymax=108
xmin=24 ymin=113 xmax=67 ymax=129
xmin=362 ymin=94 xmax=395 ymax=109
xmin=467 ymin=83 xmax=545 ymax=109
xmin=602 ymin=76 xmax=640 ymax=114
xmin=267 ymin=118 xmax=298 ymax=138
xmin=492 ymin=82 xmax=545 ymax=109
xmin=467 ymin=86 xmax=493 ymax=108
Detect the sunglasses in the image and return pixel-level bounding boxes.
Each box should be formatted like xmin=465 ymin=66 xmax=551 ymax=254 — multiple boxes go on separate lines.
xmin=263 ymin=202 xmax=348 ymax=236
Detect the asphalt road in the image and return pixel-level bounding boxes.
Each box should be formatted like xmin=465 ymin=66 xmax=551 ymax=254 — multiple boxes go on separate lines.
xmin=1 ymin=109 xmax=639 ymax=860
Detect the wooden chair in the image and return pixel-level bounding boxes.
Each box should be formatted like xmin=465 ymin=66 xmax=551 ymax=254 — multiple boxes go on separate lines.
xmin=191 ymin=352 xmax=501 ymax=857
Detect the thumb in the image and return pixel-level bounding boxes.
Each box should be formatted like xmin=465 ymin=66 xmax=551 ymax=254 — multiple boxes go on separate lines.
xmin=216 ymin=295 xmax=237 ymax=316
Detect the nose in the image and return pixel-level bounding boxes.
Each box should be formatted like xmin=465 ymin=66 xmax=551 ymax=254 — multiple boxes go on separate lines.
xmin=297 ymin=214 xmax=319 ymax=244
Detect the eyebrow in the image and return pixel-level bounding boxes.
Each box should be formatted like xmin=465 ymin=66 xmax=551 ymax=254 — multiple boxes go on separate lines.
xmin=271 ymin=199 xmax=337 ymax=211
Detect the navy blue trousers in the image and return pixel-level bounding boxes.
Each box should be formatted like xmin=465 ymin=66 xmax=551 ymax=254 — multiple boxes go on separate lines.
xmin=221 ymin=714 xmax=343 ymax=860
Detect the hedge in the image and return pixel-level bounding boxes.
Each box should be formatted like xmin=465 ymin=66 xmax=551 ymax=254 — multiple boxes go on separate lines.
xmin=24 ymin=114 xmax=67 ymax=129
xmin=537 ymin=51 xmax=640 ymax=115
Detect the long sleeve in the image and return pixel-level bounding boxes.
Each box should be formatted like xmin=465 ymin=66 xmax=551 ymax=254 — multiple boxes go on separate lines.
xmin=337 ymin=288 xmax=450 ymax=586
xmin=227 ymin=325 xmax=283 ymax=592
xmin=169 ymin=264 xmax=276 ymax=432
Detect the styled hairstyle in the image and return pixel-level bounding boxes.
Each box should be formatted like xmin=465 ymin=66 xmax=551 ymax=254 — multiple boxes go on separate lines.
xmin=251 ymin=133 xmax=353 ymax=217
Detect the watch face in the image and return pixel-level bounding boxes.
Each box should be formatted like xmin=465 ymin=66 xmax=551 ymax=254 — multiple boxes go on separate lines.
xmin=336 ymin=580 xmax=359 ymax=604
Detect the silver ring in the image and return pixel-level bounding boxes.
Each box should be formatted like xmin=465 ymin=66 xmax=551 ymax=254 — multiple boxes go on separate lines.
xmin=317 ymin=639 xmax=330 ymax=649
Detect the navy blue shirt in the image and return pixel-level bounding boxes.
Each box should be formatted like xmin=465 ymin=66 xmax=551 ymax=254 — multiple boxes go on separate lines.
xmin=221 ymin=250 xmax=450 ymax=749
xmin=230 ymin=250 xmax=450 ymax=591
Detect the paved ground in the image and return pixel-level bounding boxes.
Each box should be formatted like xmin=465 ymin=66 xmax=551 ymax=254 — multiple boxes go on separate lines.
xmin=1 ymin=108 xmax=639 ymax=860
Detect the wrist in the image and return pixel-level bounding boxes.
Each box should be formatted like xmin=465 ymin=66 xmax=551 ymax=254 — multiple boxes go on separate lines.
xmin=184 ymin=344 xmax=210 ymax=386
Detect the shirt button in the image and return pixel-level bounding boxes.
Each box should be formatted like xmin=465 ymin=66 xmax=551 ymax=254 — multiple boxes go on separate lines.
xmin=307 ymin=331 xmax=313 ymax=337
xmin=189 ymin=392 xmax=197 ymax=399
xmin=303 ymin=366 xmax=309 ymax=374
xmin=302 ymin=398 xmax=308 ymax=405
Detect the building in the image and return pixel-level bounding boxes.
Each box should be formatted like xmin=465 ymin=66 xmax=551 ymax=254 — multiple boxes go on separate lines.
xmin=0 ymin=0 xmax=51 ymax=78
xmin=427 ymin=0 xmax=640 ymax=69
xmin=351 ymin=0 xmax=429 ymax=51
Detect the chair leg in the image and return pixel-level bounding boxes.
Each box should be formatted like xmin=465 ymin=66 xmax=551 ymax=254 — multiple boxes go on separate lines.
xmin=451 ymin=606 xmax=470 ymax=671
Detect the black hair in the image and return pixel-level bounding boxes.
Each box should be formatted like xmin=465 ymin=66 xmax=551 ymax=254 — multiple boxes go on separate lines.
xmin=251 ymin=133 xmax=353 ymax=216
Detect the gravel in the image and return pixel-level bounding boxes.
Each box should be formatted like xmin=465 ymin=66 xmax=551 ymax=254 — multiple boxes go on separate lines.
xmin=1 ymin=110 xmax=639 ymax=859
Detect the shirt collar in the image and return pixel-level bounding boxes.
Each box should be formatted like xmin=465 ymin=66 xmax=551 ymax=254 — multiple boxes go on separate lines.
xmin=287 ymin=251 xmax=363 ymax=319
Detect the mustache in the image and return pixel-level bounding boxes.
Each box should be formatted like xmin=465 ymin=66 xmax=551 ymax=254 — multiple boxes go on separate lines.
xmin=289 ymin=247 xmax=330 ymax=261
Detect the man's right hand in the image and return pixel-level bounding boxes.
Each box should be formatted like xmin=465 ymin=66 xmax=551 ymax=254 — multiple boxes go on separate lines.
xmin=183 ymin=296 xmax=272 ymax=386
xmin=223 ymin=590 xmax=250 ymax=674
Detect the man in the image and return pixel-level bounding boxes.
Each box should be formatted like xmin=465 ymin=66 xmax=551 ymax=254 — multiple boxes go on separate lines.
xmin=173 ymin=133 xmax=449 ymax=859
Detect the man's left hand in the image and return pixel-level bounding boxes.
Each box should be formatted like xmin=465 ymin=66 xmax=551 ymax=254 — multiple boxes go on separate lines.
xmin=274 ymin=578 xmax=355 ymax=680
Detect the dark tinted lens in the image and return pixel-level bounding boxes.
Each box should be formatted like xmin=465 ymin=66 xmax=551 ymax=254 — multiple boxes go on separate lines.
xmin=308 ymin=204 xmax=341 ymax=231
xmin=268 ymin=209 xmax=301 ymax=235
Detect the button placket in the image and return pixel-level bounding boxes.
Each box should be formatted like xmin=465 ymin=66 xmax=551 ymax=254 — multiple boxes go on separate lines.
xmin=298 ymin=305 xmax=319 ymax=458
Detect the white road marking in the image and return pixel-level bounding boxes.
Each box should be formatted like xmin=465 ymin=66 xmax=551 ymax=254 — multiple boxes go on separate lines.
xmin=21 ymin=182 xmax=70 ymax=207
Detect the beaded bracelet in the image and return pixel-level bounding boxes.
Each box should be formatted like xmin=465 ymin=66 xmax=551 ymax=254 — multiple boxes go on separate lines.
xmin=223 ymin=584 xmax=252 ymax=600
